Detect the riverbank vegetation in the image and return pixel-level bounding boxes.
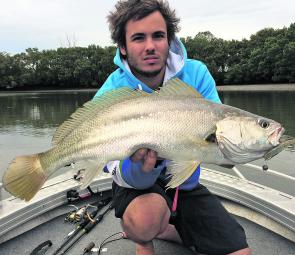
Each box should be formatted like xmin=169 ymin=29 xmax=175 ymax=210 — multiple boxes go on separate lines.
xmin=0 ymin=23 xmax=294 ymax=90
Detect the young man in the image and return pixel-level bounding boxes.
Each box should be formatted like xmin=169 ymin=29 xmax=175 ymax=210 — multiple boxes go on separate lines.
xmin=94 ymin=1 xmax=251 ymax=255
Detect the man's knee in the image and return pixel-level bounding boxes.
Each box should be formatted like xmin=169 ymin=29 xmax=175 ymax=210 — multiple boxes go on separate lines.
xmin=229 ymin=247 xmax=251 ymax=255
xmin=122 ymin=193 xmax=170 ymax=243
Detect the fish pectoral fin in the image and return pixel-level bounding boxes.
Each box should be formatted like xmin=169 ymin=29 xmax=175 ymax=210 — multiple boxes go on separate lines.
xmin=166 ymin=160 xmax=200 ymax=189
xmin=73 ymin=160 xmax=105 ymax=189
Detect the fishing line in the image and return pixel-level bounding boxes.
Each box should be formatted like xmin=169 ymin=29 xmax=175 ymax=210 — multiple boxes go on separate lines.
xmin=97 ymin=232 xmax=125 ymax=254
xmin=81 ymin=232 xmax=126 ymax=254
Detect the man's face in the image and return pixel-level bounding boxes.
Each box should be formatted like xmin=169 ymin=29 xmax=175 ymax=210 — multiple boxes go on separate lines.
xmin=120 ymin=11 xmax=169 ymax=78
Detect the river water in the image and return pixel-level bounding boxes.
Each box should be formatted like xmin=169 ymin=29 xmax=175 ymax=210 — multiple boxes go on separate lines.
xmin=0 ymin=89 xmax=294 ymax=198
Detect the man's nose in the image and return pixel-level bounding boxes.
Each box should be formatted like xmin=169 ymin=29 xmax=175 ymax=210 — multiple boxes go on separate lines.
xmin=145 ymin=37 xmax=155 ymax=52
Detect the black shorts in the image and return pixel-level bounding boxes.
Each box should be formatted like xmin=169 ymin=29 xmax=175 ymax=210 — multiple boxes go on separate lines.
xmin=112 ymin=181 xmax=249 ymax=255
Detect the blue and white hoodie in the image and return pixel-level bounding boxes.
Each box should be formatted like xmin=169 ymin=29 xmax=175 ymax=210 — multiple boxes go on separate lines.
xmin=94 ymin=38 xmax=221 ymax=191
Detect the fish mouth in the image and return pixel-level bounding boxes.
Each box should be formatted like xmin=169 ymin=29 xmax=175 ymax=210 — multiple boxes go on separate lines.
xmin=268 ymin=126 xmax=285 ymax=146
xmin=264 ymin=134 xmax=295 ymax=160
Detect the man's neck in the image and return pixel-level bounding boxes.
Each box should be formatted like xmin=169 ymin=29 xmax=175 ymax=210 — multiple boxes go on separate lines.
xmin=133 ymin=68 xmax=166 ymax=90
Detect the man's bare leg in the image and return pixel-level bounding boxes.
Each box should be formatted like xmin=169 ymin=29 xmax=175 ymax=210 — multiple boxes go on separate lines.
xmin=229 ymin=248 xmax=251 ymax=255
xmin=121 ymin=192 xmax=250 ymax=255
xmin=156 ymin=223 xmax=182 ymax=243
xmin=122 ymin=193 xmax=172 ymax=255
xmin=135 ymin=241 xmax=155 ymax=255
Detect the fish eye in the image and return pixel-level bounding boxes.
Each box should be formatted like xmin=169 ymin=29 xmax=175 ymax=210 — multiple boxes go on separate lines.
xmin=259 ymin=119 xmax=270 ymax=129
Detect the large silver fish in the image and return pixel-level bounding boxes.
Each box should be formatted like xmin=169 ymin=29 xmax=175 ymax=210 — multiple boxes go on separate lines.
xmin=2 ymin=79 xmax=287 ymax=201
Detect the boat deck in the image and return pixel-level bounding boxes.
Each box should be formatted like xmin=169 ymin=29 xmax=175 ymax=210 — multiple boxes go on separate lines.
xmin=1 ymin=193 xmax=294 ymax=255
xmin=0 ymin=167 xmax=294 ymax=255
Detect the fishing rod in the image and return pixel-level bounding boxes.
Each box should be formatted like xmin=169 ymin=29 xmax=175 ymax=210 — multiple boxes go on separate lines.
xmin=51 ymin=196 xmax=112 ymax=255
xmin=30 ymin=240 xmax=52 ymax=255
xmin=58 ymin=200 xmax=114 ymax=255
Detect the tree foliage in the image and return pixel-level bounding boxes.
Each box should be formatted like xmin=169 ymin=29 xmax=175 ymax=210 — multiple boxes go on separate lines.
xmin=182 ymin=23 xmax=295 ymax=85
xmin=0 ymin=45 xmax=116 ymax=89
xmin=0 ymin=23 xmax=294 ymax=89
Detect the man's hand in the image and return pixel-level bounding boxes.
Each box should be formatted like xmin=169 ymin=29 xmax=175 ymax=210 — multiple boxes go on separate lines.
xmin=130 ymin=149 xmax=158 ymax=173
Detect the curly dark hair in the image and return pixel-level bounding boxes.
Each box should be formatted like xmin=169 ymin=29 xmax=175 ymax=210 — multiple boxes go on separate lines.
xmin=107 ymin=0 xmax=180 ymax=47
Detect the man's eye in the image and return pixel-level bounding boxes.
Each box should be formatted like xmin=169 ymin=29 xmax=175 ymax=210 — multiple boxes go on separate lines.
xmin=132 ymin=36 xmax=144 ymax=41
xmin=154 ymin=33 xmax=165 ymax=39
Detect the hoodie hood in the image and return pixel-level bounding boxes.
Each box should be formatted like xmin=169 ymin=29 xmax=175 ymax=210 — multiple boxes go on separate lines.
xmin=113 ymin=37 xmax=187 ymax=92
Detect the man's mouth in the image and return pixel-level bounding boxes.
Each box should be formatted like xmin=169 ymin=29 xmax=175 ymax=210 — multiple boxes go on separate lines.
xmin=144 ymin=55 xmax=158 ymax=60
xmin=143 ymin=56 xmax=159 ymax=64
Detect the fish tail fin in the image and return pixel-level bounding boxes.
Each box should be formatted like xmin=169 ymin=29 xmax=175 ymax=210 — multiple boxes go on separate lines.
xmin=2 ymin=154 xmax=47 ymax=201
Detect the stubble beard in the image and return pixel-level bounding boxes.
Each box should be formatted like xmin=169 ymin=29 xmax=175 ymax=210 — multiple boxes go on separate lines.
xmin=130 ymin=64 xmax=164 ymax=78
xmin=126 ymin=50 xmax=169 ymax=79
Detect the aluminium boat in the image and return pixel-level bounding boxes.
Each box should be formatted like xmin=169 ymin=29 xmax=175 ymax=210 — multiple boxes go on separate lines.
xmin=0 ymin=162 xmax=294 ymax=255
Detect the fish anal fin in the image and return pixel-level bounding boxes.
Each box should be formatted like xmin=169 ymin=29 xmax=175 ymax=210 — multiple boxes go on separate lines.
xmin=166 ymin=160 xmax=200 ymax=189
xmin=73 ymin=160 xmax=106 ymax=189
xmin=156 ymin=78 xmax=203 ymax=98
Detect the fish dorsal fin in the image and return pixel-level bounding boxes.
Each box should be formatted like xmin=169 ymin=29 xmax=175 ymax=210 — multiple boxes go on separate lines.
xmin=155 ymin=78 xmax=203 ymax=98
xmin=52 ymin=87 xmax=148 ymax=146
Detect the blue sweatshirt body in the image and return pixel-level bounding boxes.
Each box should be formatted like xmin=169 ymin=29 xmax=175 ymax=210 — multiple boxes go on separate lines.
xmin=95 ymin=38 xmax=221 ymax=190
